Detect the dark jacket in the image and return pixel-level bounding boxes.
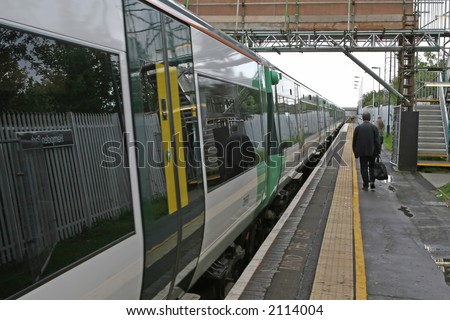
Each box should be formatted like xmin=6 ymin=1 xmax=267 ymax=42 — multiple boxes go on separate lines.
xmin=352 ymin=121 xmax=380 ymax=158
xmin=225 ymin=132 xmax=255 ymax=173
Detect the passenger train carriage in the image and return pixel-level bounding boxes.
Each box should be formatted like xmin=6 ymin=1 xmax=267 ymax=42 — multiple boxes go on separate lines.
xmin=0 ymin=0 xmax=345 ymax=299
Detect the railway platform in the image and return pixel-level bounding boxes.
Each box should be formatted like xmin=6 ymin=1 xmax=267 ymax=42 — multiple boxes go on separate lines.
xmin=226 ymin=122 xmax=450 ymax=300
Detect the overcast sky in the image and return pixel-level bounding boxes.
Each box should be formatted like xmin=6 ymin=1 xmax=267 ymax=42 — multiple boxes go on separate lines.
xmin=260 ymin=51 xmax=389 ymax=109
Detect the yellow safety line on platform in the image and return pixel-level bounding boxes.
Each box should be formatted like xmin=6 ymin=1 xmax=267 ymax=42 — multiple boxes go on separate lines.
xmin=350 ymin=126 xmax=368 ymax=300
xmin=310 ymin=125 xmax=354 ymax=299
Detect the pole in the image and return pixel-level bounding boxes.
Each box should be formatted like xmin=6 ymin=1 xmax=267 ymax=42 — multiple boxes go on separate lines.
xmin=387 ymin=52 xmax=392 ymax=135
xmin=372 ymin=79 xmax=375 ymax=122
xmin=372 ymin=66 xmax=381 ymax=119
xmin=347 ymin=0 xmax=351 ymax=31
xmin=377 ymin=69 xmax=381 ymax=118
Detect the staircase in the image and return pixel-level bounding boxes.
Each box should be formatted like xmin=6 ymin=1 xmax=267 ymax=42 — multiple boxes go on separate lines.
xmin=416 ymin=103 xmax=449 ymax=167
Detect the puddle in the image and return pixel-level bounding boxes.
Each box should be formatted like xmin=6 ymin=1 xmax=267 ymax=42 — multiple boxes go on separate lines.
xmin=424 ymin=245 xmax=450 ymax=286
xmin=432 ymin=194 xmax=449 ymax=207
xmin=398 ymin=205 xmax=413 ymax=217
xmin=437 ymin=259 xmax=450 ymax=285
xmin=381 ymin=176 xmax=395 ymax=191
xmin=380 ymin=175 xmax=394 ymax=183
xmin=422 ymin=201 xmax=448 ymax=207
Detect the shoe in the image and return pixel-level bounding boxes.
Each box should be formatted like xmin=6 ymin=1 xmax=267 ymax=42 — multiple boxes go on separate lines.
xmin=362 ymin=187 xmax=368 ymax=191
xmin=370 ymin=183 xmax=375 ymax=190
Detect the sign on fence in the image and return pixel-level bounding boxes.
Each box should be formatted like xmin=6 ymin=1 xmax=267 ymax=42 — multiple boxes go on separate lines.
xmin=16 ymin=130 xmax=74 ymax=149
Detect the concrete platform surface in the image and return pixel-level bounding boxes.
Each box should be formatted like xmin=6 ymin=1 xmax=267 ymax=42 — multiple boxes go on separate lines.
xmin=359 ymin=149 xmax=450 ymax=299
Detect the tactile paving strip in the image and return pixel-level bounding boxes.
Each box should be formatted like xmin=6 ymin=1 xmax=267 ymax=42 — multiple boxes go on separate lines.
xmin=309 ymin=125 xmax=355 ymax=300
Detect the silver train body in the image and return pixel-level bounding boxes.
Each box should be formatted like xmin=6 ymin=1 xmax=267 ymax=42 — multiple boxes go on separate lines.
xmin=0 ymin=0 xmax=345 ymax=299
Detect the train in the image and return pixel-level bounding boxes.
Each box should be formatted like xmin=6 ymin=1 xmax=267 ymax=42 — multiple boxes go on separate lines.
xmin=0 ymin=0 xmax=345 ymax=299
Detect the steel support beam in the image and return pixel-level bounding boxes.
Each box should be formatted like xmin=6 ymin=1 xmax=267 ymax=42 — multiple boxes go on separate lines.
xmin=225 ymin=30 xmax=446 ymax=53
xmin=341 ymin=48 xmax=408 ymax=104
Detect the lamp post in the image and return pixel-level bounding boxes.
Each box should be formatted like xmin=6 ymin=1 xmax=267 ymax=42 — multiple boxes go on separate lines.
xmin=372 ymin=66 xmax=381 ymax=120
xmin=370 ymin=74 xmax=375 ymax=122
xmin=387 ymin=52 xmax=393 ymax=135
xmin=354 ymin=75 xmax=363 ymax=115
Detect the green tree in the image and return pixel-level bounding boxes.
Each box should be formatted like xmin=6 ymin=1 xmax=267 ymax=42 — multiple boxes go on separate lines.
xmin=0 ymin=29 xmax=35 ymax=109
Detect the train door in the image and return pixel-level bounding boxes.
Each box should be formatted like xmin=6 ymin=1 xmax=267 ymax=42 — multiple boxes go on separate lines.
xmin=263 ymin=68 xmax=282 ymax=198
xmin=124 ymin=1 xmax=205 ymax=299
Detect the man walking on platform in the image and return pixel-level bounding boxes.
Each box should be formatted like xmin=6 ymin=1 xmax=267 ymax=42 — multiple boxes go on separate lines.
xmin=352 ymin=112 xmax=381 ymax=191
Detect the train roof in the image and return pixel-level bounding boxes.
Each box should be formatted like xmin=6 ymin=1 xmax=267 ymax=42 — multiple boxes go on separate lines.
xmin=151 ymin=1 xmax=343 ymax=111
xmin=152 ymin=0 xmax=264 ymax=62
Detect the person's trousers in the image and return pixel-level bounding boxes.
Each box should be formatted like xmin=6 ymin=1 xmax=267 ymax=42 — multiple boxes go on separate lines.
xmin=359 ymin=156 xmax=375 ymax=188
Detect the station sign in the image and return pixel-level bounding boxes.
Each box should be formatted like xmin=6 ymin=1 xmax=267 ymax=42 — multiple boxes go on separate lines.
xmin=16 ymin=130 xmax=74 ymax=149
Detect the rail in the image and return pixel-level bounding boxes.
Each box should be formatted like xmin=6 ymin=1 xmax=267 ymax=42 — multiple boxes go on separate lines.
xmin=438 ymin=73 xmax=450 ymax=158
xmin=416 ymin=70 xmax=440 ymax=101
xmin=418 ymin=0 xmax=450 ymax=30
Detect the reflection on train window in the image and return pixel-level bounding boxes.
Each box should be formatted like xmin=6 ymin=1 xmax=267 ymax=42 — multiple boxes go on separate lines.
xmin=0 ymin=26 xmax=133 ymax=298
xmin=277 ymin=96 xmax=301 ymax=147
xmin=300 ymin=91 xmax=320 ymax=140
xmin=198 ymin=76 xmax=260 ymax=190
xmin=317 ymin=98 xmax=326 ymax=132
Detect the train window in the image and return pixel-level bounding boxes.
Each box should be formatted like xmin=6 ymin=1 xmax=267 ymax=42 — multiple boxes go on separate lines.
xmin=277 ymin=96 xmax=300 ymax=146
xmin=198 ymin=76 xmax=261 ymax=190
xmin=300 ymin=89 xmax=320 ymax=140
xmin=0 ymin=26 xmax=133 ymax=298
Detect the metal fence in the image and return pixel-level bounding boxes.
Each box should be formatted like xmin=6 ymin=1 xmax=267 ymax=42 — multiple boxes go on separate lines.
xmin=418 ymin=0 xmax=450 ymax=30
xmin=0 ymin=112 xmax=132 ymax=265
xmin=391 ymin=106 xmax=401 ymax=166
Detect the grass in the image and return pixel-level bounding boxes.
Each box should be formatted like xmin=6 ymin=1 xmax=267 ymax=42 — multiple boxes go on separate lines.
xmin=43 ymin=212 xmax=135 ymax=276
xmin=0 ymin=212 xmax=134 ymax=299
xmin=436 ymin=181 xmax=450 ymax=205
xmin=438 ymin=183 xmax=450 ymax=196
xmin=382 ymin=134 xmax=392 ymax=152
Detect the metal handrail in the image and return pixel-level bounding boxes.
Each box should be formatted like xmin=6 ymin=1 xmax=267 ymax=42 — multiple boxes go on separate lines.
xmin=418 ymin=1 xmax=450 ymax=30
xmin=415 ymin=71 xmax=440 ymax=101
xmin=437 ymin=73 xmax=450 ymax=159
